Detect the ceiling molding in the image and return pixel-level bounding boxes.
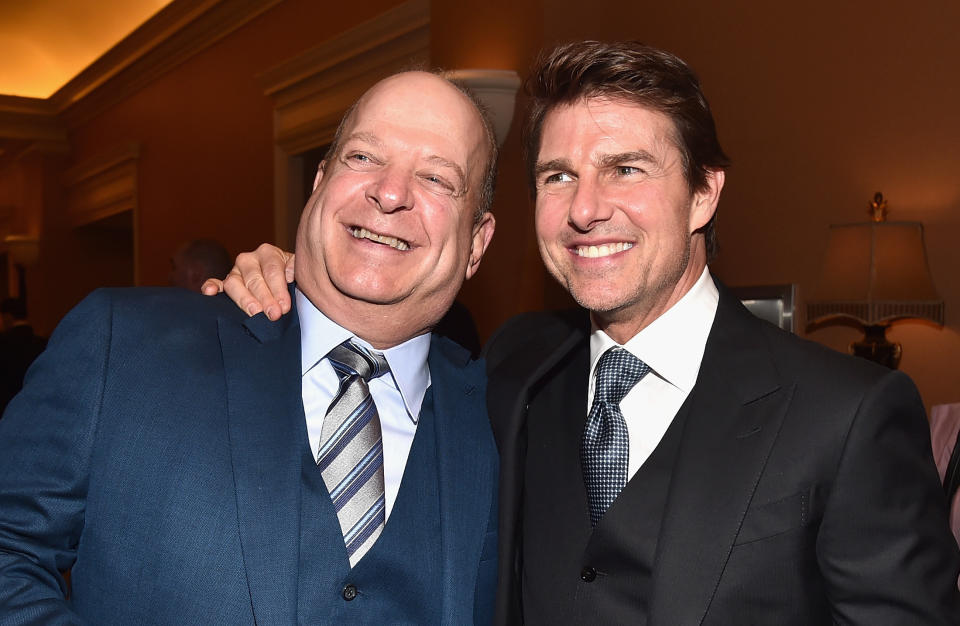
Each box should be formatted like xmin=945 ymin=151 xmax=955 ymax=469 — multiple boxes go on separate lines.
xmin=259 ymin=0 xmax=429 ymax=154
xmin=64 ymin=143 xmax=140 ymax=228
xmin=0 ymin=94 xmax=67 ymax=155
xmin=0 ymin=95 xmax=67 ymax=167
xmin=0 ymin=0 xmax=282 ymax=161
xmin=54 ymin=0 xmax=283 ymax=127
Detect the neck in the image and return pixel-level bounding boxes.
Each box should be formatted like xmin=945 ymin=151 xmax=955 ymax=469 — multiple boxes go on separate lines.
xmin=592 ymin=256 xmax=707 ymax=345
xmin=297 ymin=286 xmax=436 ymax=350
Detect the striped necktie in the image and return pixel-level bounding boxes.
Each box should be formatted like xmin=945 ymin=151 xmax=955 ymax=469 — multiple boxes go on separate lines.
xmin=581 ymin=346 xmax=650 ymax=526
xmin=317 ymin=339 xmax=390 ymax=566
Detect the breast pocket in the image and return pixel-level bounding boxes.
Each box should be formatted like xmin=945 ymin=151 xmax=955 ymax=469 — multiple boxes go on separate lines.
xmin=734 ymin=486 xmax=823 ymax=546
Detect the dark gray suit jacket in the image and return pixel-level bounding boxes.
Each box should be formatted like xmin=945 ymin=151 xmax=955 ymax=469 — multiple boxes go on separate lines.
xmin=487 ymin=281 xmax=960 ymax=624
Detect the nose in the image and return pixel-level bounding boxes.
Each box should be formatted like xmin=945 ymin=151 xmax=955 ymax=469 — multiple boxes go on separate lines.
xmin=367 ymin=165 xmax=414 ymax=213
xmin=567 ymin=176 xmax=613 ymax=232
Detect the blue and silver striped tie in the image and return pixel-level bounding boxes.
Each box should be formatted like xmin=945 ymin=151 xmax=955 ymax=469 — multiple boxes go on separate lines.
xmin=318 ymin=339 xmax=390 ymax=566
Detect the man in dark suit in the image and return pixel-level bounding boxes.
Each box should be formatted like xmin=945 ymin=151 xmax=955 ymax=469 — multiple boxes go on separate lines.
xmin=0 ymin=71 xmax=499 ymax=623
xmin=206 ymin=42 xmax=960 ymax=624
xmin=484 ymin=41 xmax=960 ymax=624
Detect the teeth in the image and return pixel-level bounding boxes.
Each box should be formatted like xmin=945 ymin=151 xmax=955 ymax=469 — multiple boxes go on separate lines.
xmin=351 ymin=227 xmax=410 ymax=251
xmin=576 ymin=242 xmax=633 ymax=258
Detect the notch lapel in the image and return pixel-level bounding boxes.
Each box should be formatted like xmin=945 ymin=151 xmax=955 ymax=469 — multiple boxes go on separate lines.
xmin=430 ymin=336 xmax=498 ymax=625
xmin=649 ymin=288 xmax=794 ymax=625
xmin=219 ymin=308 xmax=304 ymax=625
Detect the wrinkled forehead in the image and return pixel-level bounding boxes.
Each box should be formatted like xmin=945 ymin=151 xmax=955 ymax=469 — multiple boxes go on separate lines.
xmin=539 ymin=95 xmax=680 ymax=153
xmin=348 ymin=72 xmax=489 ymax=168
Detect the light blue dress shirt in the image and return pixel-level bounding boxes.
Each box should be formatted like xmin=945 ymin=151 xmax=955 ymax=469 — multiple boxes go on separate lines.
xmin=297 ymin=289 xmax=431 ymax=520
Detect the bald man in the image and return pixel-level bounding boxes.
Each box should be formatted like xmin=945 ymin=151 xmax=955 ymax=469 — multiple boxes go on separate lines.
xmin=0 ymin=71 xmax=499 ymax=624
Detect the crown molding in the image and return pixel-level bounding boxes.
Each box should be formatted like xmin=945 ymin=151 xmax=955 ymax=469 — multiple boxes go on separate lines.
xmin=0 ymin=94 xmax=67 ymax=156
xmin=259 ymin=0 xmax=429 ymax=154
xmin=0 ymin=0 xmax=281 ymax=159
xmin=64 ymin=143 xmax=140 ymax=228
xmin=53 ymin=0 xmax=283 ymax=127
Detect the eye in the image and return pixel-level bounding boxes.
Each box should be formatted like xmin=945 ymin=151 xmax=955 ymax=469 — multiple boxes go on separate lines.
xmin=543 ymin=171 xmax=574 ymax=184
xmin=343 ymin=152 xmax=380 ymax=169
xmin=419 ymin=173 xmax=456 ymax=195
xmin=614 ymin=165 xmax=641 ymax=176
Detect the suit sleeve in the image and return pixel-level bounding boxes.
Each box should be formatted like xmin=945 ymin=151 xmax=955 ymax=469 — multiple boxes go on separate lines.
xmin=0 ymin=291 xmax=113 ymax=624
xmin=817 ymin=369 xmax=960 ymax=624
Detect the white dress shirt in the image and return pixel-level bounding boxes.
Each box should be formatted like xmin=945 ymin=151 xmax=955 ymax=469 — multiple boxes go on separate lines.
xmin=588 ymin=267 xmax=719 ymax=479
xmin=297 ymin=289 xmax=431 ymax=521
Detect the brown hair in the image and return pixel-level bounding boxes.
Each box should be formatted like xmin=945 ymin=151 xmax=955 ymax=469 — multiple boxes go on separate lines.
xmin=324 ymin=71 xmax=498 ymax=224
xmin=524 ymin=41 xmax=730 ymax=258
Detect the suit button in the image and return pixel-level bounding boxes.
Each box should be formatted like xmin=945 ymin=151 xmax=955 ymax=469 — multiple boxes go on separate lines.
xmin=580 ymin=566 xmax=597 ymax=582
xmin=342 ymin=584 xmax=357 ymax=601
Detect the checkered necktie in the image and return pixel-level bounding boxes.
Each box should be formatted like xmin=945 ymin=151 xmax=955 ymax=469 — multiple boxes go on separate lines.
xmin=317 ymin=339 xmax=390 ymax=566
xmin=581 ymin=346 xmax=650 ymax=526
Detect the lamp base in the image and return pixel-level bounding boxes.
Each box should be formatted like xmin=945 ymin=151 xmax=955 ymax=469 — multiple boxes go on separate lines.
xmin=849 ymin=324 xmax=901 ymax=369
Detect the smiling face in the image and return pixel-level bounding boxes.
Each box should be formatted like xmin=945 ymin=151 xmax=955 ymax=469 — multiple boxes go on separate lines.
xmin=534 ymin=97 xmax=723 ymax=343
xmin=295 ymin=72 xmax=495 ymax=348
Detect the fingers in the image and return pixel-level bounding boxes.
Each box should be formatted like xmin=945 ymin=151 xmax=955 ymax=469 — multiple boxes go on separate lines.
xmin=284 ymin=252 xmax=296 ymax=284
xmin=200 ymin=278 xmax=224 ymax=295
xmin=221 ymin=244 xmax=293 ymax=320
xmin=262 ymin=249 xmax=294 ymax=319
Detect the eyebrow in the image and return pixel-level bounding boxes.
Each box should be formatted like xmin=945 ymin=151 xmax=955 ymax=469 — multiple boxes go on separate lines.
xmin=341 ymin=131 xmax=382 ymax=149
xmin=424 ymin=155 xmax=466 ymax=193
xmin=535 ymin=150 xmax=661 ymax=179
xmin=595 ymin=150 xmax=660 ymax=168
xmin=534 ymin=158 xmax=572 ymax=179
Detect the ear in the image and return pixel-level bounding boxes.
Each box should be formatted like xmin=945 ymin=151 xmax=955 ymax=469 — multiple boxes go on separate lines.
xmin=313 ymin=161 xmax=326 ymax=191
xmin=464 ymin=212 xmax=496 ymax=281
xmin=689 ymin=168 xmax=725 ymax=233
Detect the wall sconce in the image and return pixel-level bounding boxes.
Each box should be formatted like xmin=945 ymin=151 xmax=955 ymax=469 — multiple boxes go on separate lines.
xmin=806 ymin=192 xmax=943 ymax=369
xmin=446 ymin=69 xmax=521 ymax=146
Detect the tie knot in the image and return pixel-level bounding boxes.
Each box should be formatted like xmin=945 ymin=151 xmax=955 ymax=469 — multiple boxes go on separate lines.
xmin=328 ymin=340 xmax=390 ymax=382
xmin=594 ymin=346 xmax=649 ymax=405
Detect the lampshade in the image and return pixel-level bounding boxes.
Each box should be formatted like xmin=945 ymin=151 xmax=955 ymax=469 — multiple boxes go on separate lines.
xmin=807 ymin=221 xmax=944 ymax=326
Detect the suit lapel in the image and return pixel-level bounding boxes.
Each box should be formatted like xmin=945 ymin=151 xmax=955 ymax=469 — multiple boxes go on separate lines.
xmin=219 ymin=306 xmax=304 ymax=625
xmin=488 ymin=312 xmax=591 ymax=624
xmin=429 ymin=335 xmax=498 ymax=624
xmin=649 ymin=285 xmax=794 ymax=625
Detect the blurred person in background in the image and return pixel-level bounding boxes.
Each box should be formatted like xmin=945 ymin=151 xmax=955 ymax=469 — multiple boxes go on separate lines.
xmin=169 ymin=238 xmax=232 ymax=292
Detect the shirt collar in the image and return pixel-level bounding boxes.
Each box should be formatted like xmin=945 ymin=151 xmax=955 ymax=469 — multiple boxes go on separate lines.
xmin=589 ymin=266 xmax=719 ymax=393
xmin=296 ymin=288 xmax=431 ymax=424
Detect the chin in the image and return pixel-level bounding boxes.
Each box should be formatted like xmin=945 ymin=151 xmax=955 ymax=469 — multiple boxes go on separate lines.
xmin=568 ymin=283 xmax=636 ymax=315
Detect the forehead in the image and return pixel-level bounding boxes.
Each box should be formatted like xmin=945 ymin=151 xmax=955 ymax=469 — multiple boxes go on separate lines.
xmin=538 ymin=97 xmax=679 ymax=160
xmin=345 ymin=73 xmax=487 ymax=168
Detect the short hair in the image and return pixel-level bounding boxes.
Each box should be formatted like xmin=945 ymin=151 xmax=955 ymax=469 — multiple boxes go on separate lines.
xmin=323 ymin=71 xmax=498 ymax=224
xmin=179 ymin=239 xmax=232 ymax=281
xmin=524 ymin=41 xmax=731 ymax=259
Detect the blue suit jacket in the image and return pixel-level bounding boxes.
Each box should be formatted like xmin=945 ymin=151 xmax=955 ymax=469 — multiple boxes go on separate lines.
xmin=0 ymin=288 xmax=498 ymax=624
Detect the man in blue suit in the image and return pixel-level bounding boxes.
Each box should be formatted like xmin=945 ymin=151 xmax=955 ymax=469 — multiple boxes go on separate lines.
xmin=0 ymin=71 xmax=499 ymax=624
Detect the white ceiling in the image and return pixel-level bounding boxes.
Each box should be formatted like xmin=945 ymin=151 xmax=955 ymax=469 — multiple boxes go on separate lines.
xmin=0 ymin=0 xmax=172 ymax=99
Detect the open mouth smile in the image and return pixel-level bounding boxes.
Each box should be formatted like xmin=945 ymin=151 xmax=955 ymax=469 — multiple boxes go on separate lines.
xmin=574 ymin=242 xmax=634 ymax=258
xmin=350 ymin=226 xmax=410 ymax=251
